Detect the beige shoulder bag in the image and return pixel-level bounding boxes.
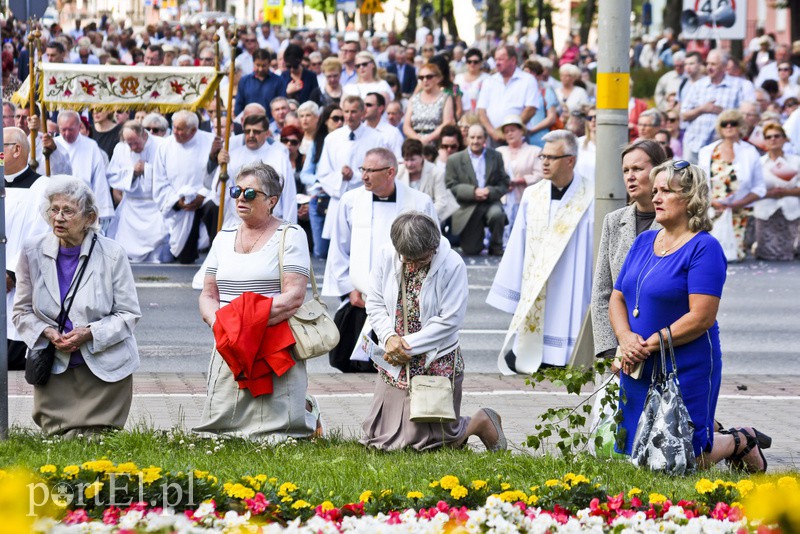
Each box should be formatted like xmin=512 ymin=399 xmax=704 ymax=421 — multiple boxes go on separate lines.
xmin=402 ymin=270 xmax=456 ymax=423
xmin=279 ymin=225 xmax=340 ymax=360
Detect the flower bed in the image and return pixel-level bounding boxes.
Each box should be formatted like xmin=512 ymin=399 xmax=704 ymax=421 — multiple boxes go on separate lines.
xmin=2 ymin=462 xmax=797 ymax=532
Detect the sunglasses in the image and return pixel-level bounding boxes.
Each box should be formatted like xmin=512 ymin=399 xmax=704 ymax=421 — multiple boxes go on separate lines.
xmin=364 ymin=102 xmax=376 ymax=107
xmin=673 ymin=160 xmax=691 ymax=171
xmin=778 ymin=67 xmax=792 ymax=72
xmin=229 ymin=185 xmax=270 ymax=200
xmin=329 ymin=115 xmax=344 ymax=122
xmin=666 ymin=117 xmax=678 ymax=122
xmin=587 ymin=115 xmax=597 ymax=122
xmin=418 ymin=74 xmax=436 ymax=81
xmin=281 ymin=137 xmax=300 ymax=145
xmin=764 ymin=134 xmax=784 ymax=140
xmin=466 ymin=59 xmax=482 ymax=65
xmin=144 ymin=126 xmax=164 ymax=133
xmin=720 ymin=120 xmax=740 ymax=128
xmin=441 ymin=143 xmax=459 ymax=150
xmin=355 ymin=62 xmax=372 ymax=68
xmin=244 ymin=128 xmax=265 ymax=135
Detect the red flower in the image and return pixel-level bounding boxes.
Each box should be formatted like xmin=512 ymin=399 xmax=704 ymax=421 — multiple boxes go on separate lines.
xmin=49 ymin=76 xmax=57 ymax=85
xmin=79 ymin=79 xmax=96 ymax=96
xmin=102 ymin=506 xmax=121 ymax=525
xmin=607 ymin=492 xmax=624 ymax=511
xmin=244 ymin=492 xmax=269 ymax=515
xmin=200 ymin=76 xmax=208 ymax=84
xmin=387 ymin=510 xmax=403 ymax=524
xmin=170 ymin=80 xmax=185 ymax=95
xmin=436 ymin=500 xmax=450 ymax=513
xmin=340 ymin=502 xmax=364 ymax=517
xmin=631 ymin=496 xmax=643 ymax=508
xmin=150 ymin=91 xmax=160 ymax=98
xmin=64 ymin=89 xmax=72 ymax=97
xmin=108 ymin=76 xmax=117 ymax=84
xmin=64 ymin=509 xmax=90 ymax=524
xmin=128 ymin=501 xmax=149 ymax=512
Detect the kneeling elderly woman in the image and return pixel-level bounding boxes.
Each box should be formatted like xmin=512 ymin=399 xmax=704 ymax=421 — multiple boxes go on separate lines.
xmin=361 ymin=212 xmax=506 ymax=451
xmin=13 ymin=177 xmax=141 ymax=437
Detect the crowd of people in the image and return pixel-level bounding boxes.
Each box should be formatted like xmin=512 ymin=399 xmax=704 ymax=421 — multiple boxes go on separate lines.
xmin=2 ymin=14 xmax=789 ymax=469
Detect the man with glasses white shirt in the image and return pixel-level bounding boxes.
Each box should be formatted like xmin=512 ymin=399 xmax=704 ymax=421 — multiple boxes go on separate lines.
xmin=364 ymin=92 xmax=403 ymax=160
xmin=488 ymin=130 xmax=594 ymax=375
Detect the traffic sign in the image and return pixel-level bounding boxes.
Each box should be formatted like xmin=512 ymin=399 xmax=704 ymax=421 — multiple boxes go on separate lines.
xmin=361 ymin=0 xmax=384 ymax=15
xmin=8 ymin=0 xmax=48 ymax=20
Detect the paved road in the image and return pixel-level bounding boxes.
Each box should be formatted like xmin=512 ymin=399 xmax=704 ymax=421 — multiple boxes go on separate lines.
xmin=131 ymin=257 xmax=800 ymax=375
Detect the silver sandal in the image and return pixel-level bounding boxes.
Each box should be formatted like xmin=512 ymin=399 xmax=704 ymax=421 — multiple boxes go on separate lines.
xmin=483 ymin=408 xmax=507 ymax=452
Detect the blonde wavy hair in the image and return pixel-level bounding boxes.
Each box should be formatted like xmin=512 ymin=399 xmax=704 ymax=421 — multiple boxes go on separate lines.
xmin=649 ymin=160 xmax=713 ymax=232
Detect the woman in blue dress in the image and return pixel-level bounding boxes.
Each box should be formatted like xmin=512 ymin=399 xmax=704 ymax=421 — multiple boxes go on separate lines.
xmin=609 ymin=160 xmax=770 ymax=472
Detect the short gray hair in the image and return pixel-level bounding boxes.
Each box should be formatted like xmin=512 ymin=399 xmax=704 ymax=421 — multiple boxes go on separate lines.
xmin=172 ymin=110 xmax=199 ymax=130
xmin=542 ymin=129 xmax=578 ymax=156
xmin=142 ymin=112 xmax=169 ymax=131
xmin=640 ymin=108 xmax=662 ymax=127
xmin=365 ymin=147 xmax=397 ymax=171
xmin=236 ymin=162 xmax=284 ymax=199
xmin=297 ymin=101 xmax=320 ymax=116
xmin=390 ymin=211 xmax=441 ymax=260
xmin=57 ymin=109 xmax=81 ymax=127
xmin=42 ymin=176 xmax=100 ymax=232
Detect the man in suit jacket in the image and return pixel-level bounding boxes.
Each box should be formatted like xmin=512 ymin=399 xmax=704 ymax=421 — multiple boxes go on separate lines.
xmin=445 ymin=124 xmax=510 ymax=255
xmin=386 ymin=46 xmax=417 ymax=96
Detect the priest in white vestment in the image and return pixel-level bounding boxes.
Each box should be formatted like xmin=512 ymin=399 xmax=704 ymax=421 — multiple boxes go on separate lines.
xmin=106 ymin=121 xmax=169 ymax=262
xmin=315 ymin=95 xmax=388 ymax=239
xmin=322 ymin=147 xmax=437 ymax=372
xmin=153 ymin=110 xmax=220 ymax=264
xmin=487 ymin=130 xmax=594 ymax=375
xmin=53 ymin=111 xmax=114 ymax=220
xmin=21 ymin=112 xmax=72 ymax=175
xmin=3 ymin=128 xmax=51 ymax=369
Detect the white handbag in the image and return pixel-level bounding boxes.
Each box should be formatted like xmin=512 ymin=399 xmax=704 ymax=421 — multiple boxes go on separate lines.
xmin=400 ymin=271 xmax=456 ymax=423
xmin=279 ymin=227 xmax=340 ymax=360
xmin=709 ymin=208 xmax=739 ymax=262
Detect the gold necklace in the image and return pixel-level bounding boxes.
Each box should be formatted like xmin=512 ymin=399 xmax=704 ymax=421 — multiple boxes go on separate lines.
xmin=239 ymin=220 xmax=272 ymax=254
xmin=657 ymin=230 xmax=692 ymax=256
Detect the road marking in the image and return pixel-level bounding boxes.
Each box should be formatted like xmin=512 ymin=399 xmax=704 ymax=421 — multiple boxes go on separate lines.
xmin=9 ymin=393 xmax=800 ymax=400
xmin=136 ymin=282 xmax=192 ymax=288
xmin=461 ymin=329 xmax=506 ymax=335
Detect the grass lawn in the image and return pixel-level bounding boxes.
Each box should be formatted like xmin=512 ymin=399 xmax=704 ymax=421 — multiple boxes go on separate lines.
xmin=0 ymin=427 xmax=777 ymax=505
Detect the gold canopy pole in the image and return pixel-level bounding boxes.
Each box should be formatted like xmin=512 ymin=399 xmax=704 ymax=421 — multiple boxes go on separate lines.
xmin=216 ymin=32 xmax=238 ymax=232
xmin=213 ymin=34 xmax=222 ymax=137
xmin=26 ymin=28 xmax=39 ymax=170
xmin=36 ymin=33 xmax=50 ymax=177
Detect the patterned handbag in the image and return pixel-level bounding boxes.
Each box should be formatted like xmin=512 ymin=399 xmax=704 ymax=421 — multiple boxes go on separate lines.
xmin=630 ymin=327 xmax=696 ymax=475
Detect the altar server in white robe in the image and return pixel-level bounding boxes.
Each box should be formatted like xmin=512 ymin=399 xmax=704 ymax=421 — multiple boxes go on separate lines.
xmin=364 ymin=92 xmax=404 ymax=160
xmin=53 ymin=111 xmax=114 ymax=221
xmin=106 ymin=121 xmax=169 ymax=262
xmin=3 ymin=128 xmax=51 ymax=369
xmin=153 ymin=110 xmax=220 ymax=264
xmin=19 ymin=110 xmax=73 ymax=176
xmin=212 ymin=114 xmax=297 ymax=227
xmin=322 ymin=147 xmax=437 ymax=372
xmin=315 ymin=95 xmax=388 ymax=239
xmin=487 ymin=130 xmax=594 ymax=375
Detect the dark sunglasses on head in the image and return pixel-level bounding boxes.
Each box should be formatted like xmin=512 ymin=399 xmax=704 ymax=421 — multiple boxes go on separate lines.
xmin=229 ymin=185 xmax=269 ymax=200
xmin=330 ymin=115 xmax=344 ymax=122
xmin=720 ymin=120 xmax=740 ymax=128
xmin=281 ymin=137 xmax=300 ymax=146
xmin=673 ymin=160 xmax=691 ymax=171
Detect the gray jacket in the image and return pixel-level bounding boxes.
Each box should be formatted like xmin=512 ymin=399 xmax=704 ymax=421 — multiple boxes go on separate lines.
xmin=13 ymin=231 xmax=141 ymax=382
xmin=590 ymin=205 xmax=661 ymax=356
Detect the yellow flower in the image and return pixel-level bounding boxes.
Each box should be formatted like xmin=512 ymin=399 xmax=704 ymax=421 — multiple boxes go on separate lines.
xmin=207 ymin=475 xmax=218 ymax=485
xmin=500 ymin=482 xmax=511 ymax=490
xmin=528 ymin=494 xmax=540 ymax=505
xmin=429 ymin=481 xmax=440 ymax=488
xmin=292 ymin=500 xmax=311 ymax=509
xmin=116 ymin=462 xmax=138 ymax=475
xmin=281 ymin=496 xmax=293 ymax=503
xmin=319 ymin=501 xmax=335 ymax=511
xmin=380 ymin=489 xmax=392 ymax=498
xmin=255 ymin=474 xmax=268 ymax=483
xmin=359 ymin=490 xmax=373 ymax=503
xmin=140 ymin=466 xmax=162 ymax=484
xmin=498 ymin=490 xmax=528 ymax=503
xmin=778 ymin=476 xmax=799 ymax=490
xmin=269 ymin=477 xmax=278 ymax=485
xmin=63 ymin=465 xmax=80 ymax=478
xmin=278 ymin=482 xmax=298 ymax=497
xmin=470 ymin=480 xmax=488 ymax=491
xmin=439 ymin=475 xmax=460 ymax=490
xmin=82 ymin=460 xmax=116 ymax=473
xmin=224 ymin=483 xmax=255 ymax=500
xmin=450 ymin=485 xmax=468 ymax=500
xmin=39 ymin=465 xmax=57 ymax=475
xmin=564 ymin=473 xmax=589 ymax=486
xmin=407 ymin=491 xmax=424 ymax=500
xmin=649 ymin=493 xmax=667 ymax=504
xmin=84 ymin=481 xmax=103 ymax=500
xmin=545 ymin=479 xmax=560 ymax=488
xmin=243 ymin=476 xmax=261 ymax=490
xmin=627 ymin=488 xmax=642 ymax=498
xmin=695 ymin=479 xmax=718 ymax=494
xmin=194 ymin=470 xmax=209 ymax=479
xmin=736 ymin=479 xmax=755 ymax=497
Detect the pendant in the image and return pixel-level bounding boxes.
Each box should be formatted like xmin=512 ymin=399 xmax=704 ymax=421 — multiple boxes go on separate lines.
xmin=633 ymin=307 xmax=640 ymax=318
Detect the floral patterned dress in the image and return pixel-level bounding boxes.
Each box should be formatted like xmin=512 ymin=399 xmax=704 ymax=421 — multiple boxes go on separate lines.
xmin=710 ymin=146 xmax=750 ymax=260
xmin=379 ymin=263 xmax=464 ymax=390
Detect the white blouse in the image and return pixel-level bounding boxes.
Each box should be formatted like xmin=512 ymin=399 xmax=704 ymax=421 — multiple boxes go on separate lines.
xmin=754 ymin=153 xmax=800 ymax=221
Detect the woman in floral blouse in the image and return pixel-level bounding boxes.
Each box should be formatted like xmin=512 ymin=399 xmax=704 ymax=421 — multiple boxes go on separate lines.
xmin=698 ymin=109 xmax=766 ymax=261
xmin=361 ymin=212 xmax=506 ymax=452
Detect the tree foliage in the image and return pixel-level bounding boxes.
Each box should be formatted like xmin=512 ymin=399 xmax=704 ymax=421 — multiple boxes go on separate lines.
xmin=305 ymin=0 xmax=337 ymax=16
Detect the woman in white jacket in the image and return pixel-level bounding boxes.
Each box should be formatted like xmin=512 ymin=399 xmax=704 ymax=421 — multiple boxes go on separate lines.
xmin=361 ymin=212 xmax=506 ymax=452
xmin=698 ymin=109 xmax=767 ymax=261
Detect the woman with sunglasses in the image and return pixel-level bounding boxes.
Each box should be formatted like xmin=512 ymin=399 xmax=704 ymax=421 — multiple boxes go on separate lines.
xmin=342 ymin=51 xmax=393 ymax=105
xmin=610 ymin=160 xmax=770 ymax=472
xmin=403 ymin=63 xmax=455 ymax=145
xmin=575 ymin=107 xmax=596 ymax=182
xmin=753 ymin=123 xmax=800 ymax=261
xmin=663 ymin=111 xmax=683 ymax=158
xmin=698 ymin=110 xmax=766 ymax=261
xmin=197 ymin=162 xmax=321 ymax=440
xmin=300 ymin=104 xmax=343 ymax=259
xmin=776 ymin=61 xmax=800 ymax=106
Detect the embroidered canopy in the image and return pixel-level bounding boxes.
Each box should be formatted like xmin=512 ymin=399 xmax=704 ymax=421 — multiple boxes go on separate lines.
xmin=12 ymin=64 xmax=222 ymax=113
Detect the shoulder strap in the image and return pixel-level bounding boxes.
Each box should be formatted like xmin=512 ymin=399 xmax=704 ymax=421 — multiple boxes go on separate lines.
xmin=278 ymin=224 xmax=319 ymax=299
xmin=58 ymin=234 xmax=97 ymax=333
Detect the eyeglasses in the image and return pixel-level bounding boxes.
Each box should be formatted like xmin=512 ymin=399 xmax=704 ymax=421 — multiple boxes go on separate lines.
xmin=637 ymin=122 xmax=654 ymax=128
xmin=720 ymin=120 xmax=740 ymax=128
xmin=364 ymin=102 xmax=376 ymax=107
xmin=778 ymin=67 xmax=792 ymax=72
xmin=329 ymin=115 xmax=344 ymax=123
xmin=244 ymin=128 xmax=266 ymax=135
xmin=538 ymin=154 xmax=574 ymax=161
xmin=281 ymin=137 xmax=300 ymax=145
xmin=229 ymin=185 xmax=270 ymax=200
xmin=587 ymin=115 xmax=597 ymax=122
xmin=355 ymin=62 xmax=372 ymax=69
xmin=466 ymin=59 xmax=482 ymax=65
xmin=358 ymin=166 xmax=390 ymax=175
xmin=200 ymin=57 xmax=214 ymax=62
xmin=418 ymin=74 xmax=436 ymax=81
xmin=666 ymin=117 xmax=678 ymax=123
xmin=144 ymin=126 xmax=164 ymax=133
xmin=422 ymin=48 xmax=435 ymax=53
xmin=310 ymin=61 xmax=322 ymax=66
xmin=441 ymin=143 xmax=459 ymax=150
xmin=48 ymin=206 xmax=79 ymax=219
xmin=341 ymin=48 xmax=357 ymax=54
xmin=764 ymin=134 xmax=784 ymax=140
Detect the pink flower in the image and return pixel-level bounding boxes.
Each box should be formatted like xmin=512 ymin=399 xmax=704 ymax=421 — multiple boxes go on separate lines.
xmin=102 ymin=506 xmax=121 ymax=525
xmin=450 ymin=506 xmax=470 ymax=523
xmin=150 ymin=91 xmax=160 ymax=98
xmin=244 ymin=492 xmax=269 ymax=515
xmin=387 ymin=510 xmax=402 ymax=524
xmin=436 ymin=500 xmax=450 ymax=513
xmin=607 ymin=492 xmax=624 ymax=511
xmin=128 ymin=501 xmax=149 ymax=512
xmin=108 ymin=76 xmax=117 ymax=84
xmin=64 ymin=509 xmax=90 ymax=524
xmin=631 ymin=496 xmax=643 ymax=508
xmin=64 ymin=89 xmax=72 ymax=97
xmin=589 ymin=498 xmax=601 ymax=512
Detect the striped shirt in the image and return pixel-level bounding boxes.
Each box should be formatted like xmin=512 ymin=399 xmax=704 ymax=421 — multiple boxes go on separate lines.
xmin=682 ymin=75 xmax=746 ymax=154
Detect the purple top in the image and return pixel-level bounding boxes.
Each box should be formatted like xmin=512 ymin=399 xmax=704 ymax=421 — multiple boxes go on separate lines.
xmin=56 ymin=244 xmax=85 ymax=367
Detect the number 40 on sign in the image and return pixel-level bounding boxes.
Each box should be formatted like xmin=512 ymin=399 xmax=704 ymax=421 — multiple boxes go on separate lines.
xmin=361 ymin=0 xmax=383 ymax=15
